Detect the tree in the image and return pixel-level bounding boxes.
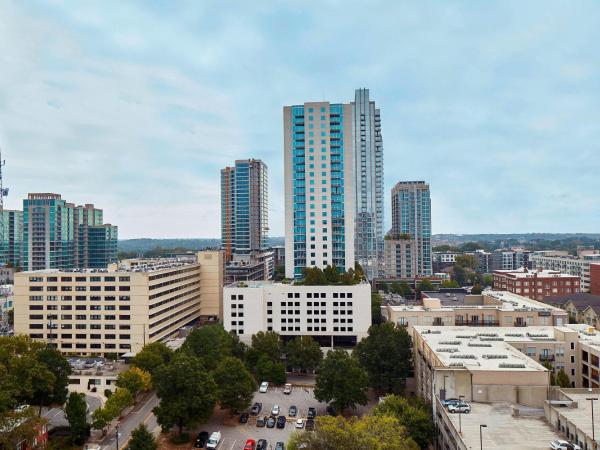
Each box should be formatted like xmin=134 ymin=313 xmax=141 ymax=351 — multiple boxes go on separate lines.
xmin=371 ymin=294 xmax=383 ymax=325
xmin=314 ymin=349 xmax=368 ymax=412
xmin=379 ymin=282 xmax=389 ymax=293
xmin=153 ymin=353 xmax=217 ymax=436
xmin=355 ymin=322 xmax=413 ymax=394
xmin=246 ymin=331 xmax=283 ymax=367
xmin=323 ymin=265 xmax=340 ymax=284
xmin=35 ymin=347 xmax=72 ymax=406
xmin=483 ymin=274 xmax=494 ymax=287
xmin=416 ymin=278 xmax=434 ymax=293
xmin=287 ymin=415 xmax=419 ymax=450
xmin=440 ymin=280 xmax=460 ymax=288
xmin=65 ymin=392 xmax=89 ymax=445
xmin=182 ymin=324 xmax=234 ymax=371
xmin=373 ymin=395 xmax=435 ymax=449
xmin=91 ymin=407 xmax=112 ymax=434
xmin=131 ymin=342 xmax=173 ymax=376
xmin=104 ymin=388 xmax=134 ymax=419
xmin=255 ymin=354 xmax=287 ymax=384
xmin=213 ymin=357 xmax=256 ymax=413
xmin=556 ymin=368 xmax=571 ymax=388
xmin=117 ymin=367 xmax=152 ymax=398
xmin=303 ymin=267 xmax=328 ymax=285
xmin=285 ymin=336 xmax=323 ymax=373
xmin=7 ymin=309 xmax=13 ymax=326
xmin=125 ymin=424 xmax=158 ymax=450
xmin=471 ymin=283 xmax=483 ymax=295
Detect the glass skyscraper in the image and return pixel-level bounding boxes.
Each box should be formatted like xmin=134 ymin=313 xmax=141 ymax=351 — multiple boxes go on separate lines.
xmin=22 ymin=193 xmax=117 ymax=271
xmin=352 ymin=88 xmax=384 ymax=279
xmin=390 ymin=181 xmax=432 ymax=275
xmin=284 ymin=102 xmax=355 ymax=279
xmin=221 ymin=159 xmax=269 ymax=261
xmin=0 ymin=209 xmax=23 ymax=268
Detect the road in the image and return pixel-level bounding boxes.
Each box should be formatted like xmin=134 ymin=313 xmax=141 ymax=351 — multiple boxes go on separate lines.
xmin=43 ymin=394 xmax=103 ymax=429
xmin=99 ymin=393 xmax=160 ymax=450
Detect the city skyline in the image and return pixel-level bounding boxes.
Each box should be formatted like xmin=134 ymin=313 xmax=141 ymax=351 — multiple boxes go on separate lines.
xmin=1 ymin=1 xmax=599 ymax=238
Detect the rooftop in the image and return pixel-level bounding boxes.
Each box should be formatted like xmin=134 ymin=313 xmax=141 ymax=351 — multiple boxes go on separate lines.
xmin=20 ymin=257 xmax=199 ymax=275
xmin=543 ymin=292 xmax=600 ymax=308
xmin=414 ymin=325 xmax=568 ymax=371
xmin=494 ymin=268 xmax=580 ymax=279
xmin=444 ymin=401 xmax=563 ymax=449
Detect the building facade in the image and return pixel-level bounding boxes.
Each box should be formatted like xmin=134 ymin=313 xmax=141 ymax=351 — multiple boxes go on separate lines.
xmin=530 ymin=251 xmax=600 ymax=291
xmin=0 ymin=209 xmax=23 ymax=268
xmin=352 ymin=88 xmax=384 ymax=280
xmin=390 ymin=181 xmax=432 ymax=275
xmin=14 ymin=251 xmax=223 ymax=357
xmin=284 ymin=102 xmax=355 ymax=279
xmin=22 ymin=193 xmax=117 ymax=271
xmin=383 ymin=234 xmax=416 ymax=278
xmin=493 ymin=269 xmax=580 ymax=301
xmin=223 ymin=281 xmax=371 ymax=347
xmin=220 ymin=159 xmax=269 ymax=261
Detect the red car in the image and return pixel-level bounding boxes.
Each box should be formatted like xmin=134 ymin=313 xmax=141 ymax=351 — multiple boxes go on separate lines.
xmin=244 ymin=439 xmax=256 ymax=450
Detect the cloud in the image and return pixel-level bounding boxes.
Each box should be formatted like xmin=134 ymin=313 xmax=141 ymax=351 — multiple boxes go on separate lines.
xmin=0 ymin=0 xmax=599 ymax=238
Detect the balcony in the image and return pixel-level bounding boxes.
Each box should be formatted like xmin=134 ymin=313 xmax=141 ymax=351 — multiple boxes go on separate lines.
xmin=455 ymin=320 xmax=500 ymax=327
xmin=514 ymin=321 xmax=528 ymax=327
xmin=539 ymin=354 xmax=555 ymax=362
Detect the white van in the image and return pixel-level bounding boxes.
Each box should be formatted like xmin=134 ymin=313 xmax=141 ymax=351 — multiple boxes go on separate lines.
xmin=206 ymin=431 xmax=221 ymax=449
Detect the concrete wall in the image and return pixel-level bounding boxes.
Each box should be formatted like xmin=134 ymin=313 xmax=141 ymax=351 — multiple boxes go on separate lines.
xmin=198 ymin=250 xmax=224 ymax=318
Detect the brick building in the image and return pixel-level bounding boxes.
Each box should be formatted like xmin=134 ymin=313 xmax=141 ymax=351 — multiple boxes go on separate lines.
xmin=493 ymin=268 xmax=579 ymax=301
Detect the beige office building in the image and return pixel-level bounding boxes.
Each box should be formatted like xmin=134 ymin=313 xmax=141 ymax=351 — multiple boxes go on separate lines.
xmin=14 ymin=251 xmax=223 ymax=357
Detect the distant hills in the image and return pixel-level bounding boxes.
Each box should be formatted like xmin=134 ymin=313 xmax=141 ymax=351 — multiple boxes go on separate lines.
xmin=118 ymin=237 xmax=285 ymax=254
xmin=433 ymin=233 xmax=600 ymax=244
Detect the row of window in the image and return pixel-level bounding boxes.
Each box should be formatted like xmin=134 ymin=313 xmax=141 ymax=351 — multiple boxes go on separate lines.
xmin=29 ymin=305 xmax=129 ymax=311
xmin=30 ymin=285 xmax=130 ymax=292
xmin=30 ymin=295 xmax=131 ymax=301
xmin=29 ymin=314 xmax=131 ymax=321
xmin=29 ymin=276 xmax=131 ymax=283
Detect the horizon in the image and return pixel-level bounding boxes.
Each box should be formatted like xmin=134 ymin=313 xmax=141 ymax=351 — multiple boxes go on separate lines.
xmin=2 ymin=1 xmax=599 ymax=239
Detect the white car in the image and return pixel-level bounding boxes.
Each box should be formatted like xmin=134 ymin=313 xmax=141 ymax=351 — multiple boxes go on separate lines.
xmin=295 ymin=418 xmax=304 ymax=429
xmin=549 ymin=440 xmax=581 ymax=450
xmin=447 ymin=402 xmax=471 ymax=414
xmin=271 ymin=404 xmax=280 ymax=416
xmin=283 ymin=383 xmax=292 ymax=394
xmin=259 ymin=381 xmax=269 ymax=393
xmin=206 ymin=431 xmax=222 ymax=449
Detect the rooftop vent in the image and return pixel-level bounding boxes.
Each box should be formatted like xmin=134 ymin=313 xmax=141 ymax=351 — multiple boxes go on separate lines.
xmin=480 ymin=337 xmax=504 ymax=341
xmin=450 ymin=354 xmax=477 ymax=359
xmin=482 ymin=354 xmax=509 ymax=359
xmin=439 ymin=340 xmax=461 ymax=345
xmin=468 ymin=342 xmax=492 ymax=347
xmin=499 ymin=362 xmax=526 ymax=368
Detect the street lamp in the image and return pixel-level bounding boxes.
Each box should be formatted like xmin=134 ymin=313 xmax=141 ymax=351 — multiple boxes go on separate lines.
xmin=115 ymin=424 xmax=119 ymax=450
xmin=587 ymin=397 xmax=598 ymax=450
xmin=480 ymin=424 xmax=487 ymax=450
xmin=458 ymin=395 xmax=465 ymax=434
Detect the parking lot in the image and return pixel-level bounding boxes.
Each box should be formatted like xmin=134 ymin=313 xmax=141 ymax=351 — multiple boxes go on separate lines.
xmin=196 ymin=384 xmax=329 ymax=450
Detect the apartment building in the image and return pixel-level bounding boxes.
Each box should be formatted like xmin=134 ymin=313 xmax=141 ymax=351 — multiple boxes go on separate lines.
xmin=491 ymin=249 xmax=532 ymax=271
xmin=530 ymin=251 xmax=600 ymax=291
xmin=390 ymin=181 xmax=432 ymax=275
xmin=223 ymin=281 xmax=371 ymax=347
xmin=383 ymin=290 xmax=569 ymax=331
xmin=493 ymin=268 xmax=580 ymax=301
xmin=14 ymin=251 xmax=223 ymax=357
xmin=0 ymin=209 xmax=23 ymax=268
xmin=284 ymin=101 xmax=355 ymax=279
xmin=383 ymin=233 xmax=416 ymax=278
xmin=542 ymin=292 xmax=600 ymax=327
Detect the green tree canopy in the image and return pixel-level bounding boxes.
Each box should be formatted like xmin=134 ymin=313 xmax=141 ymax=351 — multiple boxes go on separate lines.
xmin=483 ymin=274 xmax=494 ymax=287
xmin=556 ymin=368 xmax=571 ymax=388
xmin=131 ymin=342 xmax=173 ymax=376
xmin=440 ymin=280 xmax=460 ymax=288
xmin=125 ymin=424 xmax=158 ymax=450
xmin=182 ymin=324 xmax=234 ymax=371
xmin=284 ymin=336 xmax=323 ymax=372
xmin=246 ymin=331 xmax=283 ymax=367
xmin=416 ymin=278 xmax=434 ymax=293
xmin=287 ymin=415 xmax=419 ymax=450
xmin=255 ymin=354 xmax=287 ymax=384
xmin=355 ymin=322 xmax=413 ymax=394
xmin=116 ymin=367 xmax=152 ymax=397
xmin=373 ymin=395 xmax=435 ymax=449
xmin=371 ymin=294 xmax=383 ymax=325
xmin=65 ymin=392 xmax=89 ymax=445
xmin=213 ymin=357 xmax=256 ymax=413
xmin=152 ymin=353 xmax=217 ymax=436
xmin=314 ymin=349 xmax=368 ymax=412
xmin=323 ymin=265 xmax=340 ymax=284
xmin=302 ymin=267 xmax=328 ymax=285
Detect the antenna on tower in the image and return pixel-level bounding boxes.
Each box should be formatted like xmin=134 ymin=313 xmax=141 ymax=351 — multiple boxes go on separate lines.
xmin=0 ymin=148 xmax=6 ymax=266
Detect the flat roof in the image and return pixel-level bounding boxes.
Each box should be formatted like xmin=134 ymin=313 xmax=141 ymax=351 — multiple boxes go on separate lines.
xmin=494 ymin=268 xmax=579 ymax=279
xmin=548 ymin=389 xmax=600 ymax=440
xmin=19 ymin=258 xmax=199 ymax=275
xmin=414 ymin=325 xmax=568 ymax=371
xmin=445 ymin=401 xmax=563 ymax=449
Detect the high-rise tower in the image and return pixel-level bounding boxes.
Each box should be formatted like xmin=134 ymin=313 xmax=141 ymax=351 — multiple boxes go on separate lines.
xmin=284 ymin=102 xmax=355 ymax=279
xmin=352 ymin=88 xmax=384 ymax=279
xmin=390 ymin=181 xmax=432 ymax=275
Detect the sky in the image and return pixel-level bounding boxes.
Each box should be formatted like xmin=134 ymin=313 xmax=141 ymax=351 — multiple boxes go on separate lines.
xmin=0 ymin=1 xmax=599 ymax=239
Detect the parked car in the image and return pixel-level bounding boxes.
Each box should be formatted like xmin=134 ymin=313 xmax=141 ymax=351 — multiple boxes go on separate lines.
xmin=275 ymin=442 xmax=285 ymax=450
xmin=305 ymin=419 xmax=315 ymax=431
xmin=441 ymin=398 xmax=461 ymax=407
xmin=447 ymin=402 xmax=471 ymax=414
xmin=251 ymin=403 xmax=262 ymax=416
xmin=283 ymin=383 xmax=292 ymax=394
xmin=288 ymin=405 xmax=297 ymax=417
xmin=240 ymin=412 xmax=249 ymax=424
xmin=326 ymin=405 xmax=337 ymax=416
xmin=256 ymin=439 xmax=268 ymax=450
xmin=206 ymin=431 xmax=221 ymax=449
xmin=14 ymin=405 xmax=30 ymax=413
xmin=194 ymin=431 xmax=209 ymax=448
xmin=243 ymin=439 xmax=256 ymax=450
xmin=550 ymin=441 xmax=582 ymax=450
xmin=266 ymin=416 xmax=276 ymax=428
xmin=271 ymin=404 xmax=280 ymax=416
xmin=277 ymin=415 xmax=286 ymax=429
xmin=256 ymin=416 xmax=266 ymax=427
xmin=295 ymin=418 xmax=304 ymax=429
xmin=259 ymin=381 xmax=269 ymax=393
xmin=307 ymin=407 xmax=317 ymax=419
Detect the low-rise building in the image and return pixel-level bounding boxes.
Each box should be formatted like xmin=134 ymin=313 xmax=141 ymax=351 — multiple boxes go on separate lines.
xmin=223 ymin=281 xmax=371 ymax=347
xmin=14 ymin=251 xmax=223 ymax=357
xmin=493 ymin=268 xmax=580 ymax=301
xmin=530 ymin=251 xmax=600 ymax=292
xmin=542 ymin=293 xmax=600 ymax=328
xmin=225 ymin=251 xmax=274 ymax=283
